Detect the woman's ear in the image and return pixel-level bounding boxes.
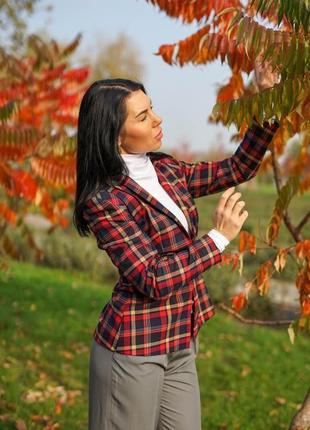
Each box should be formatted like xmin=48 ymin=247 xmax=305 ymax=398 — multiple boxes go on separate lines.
xmin=117 ymin=136 xmax=123 ymax=154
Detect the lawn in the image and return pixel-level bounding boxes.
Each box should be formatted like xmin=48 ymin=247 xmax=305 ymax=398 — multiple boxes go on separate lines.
xmin=0 ymin=260 xmax=308 ymax=429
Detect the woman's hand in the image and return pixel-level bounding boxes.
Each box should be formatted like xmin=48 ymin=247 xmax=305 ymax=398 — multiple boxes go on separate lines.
xmin=212 ymin=186 xmax=248 ymax=242
xmin=254 ymin=52 xmax=281 ymax=91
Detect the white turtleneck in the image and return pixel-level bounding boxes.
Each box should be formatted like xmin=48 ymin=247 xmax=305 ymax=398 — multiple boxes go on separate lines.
xmin=120 ymin=152 xmax=230 ymax=252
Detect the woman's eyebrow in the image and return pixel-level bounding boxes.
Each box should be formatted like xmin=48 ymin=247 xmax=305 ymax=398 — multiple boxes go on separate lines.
xmin=135 ymin=99 xmax=153 ymax=118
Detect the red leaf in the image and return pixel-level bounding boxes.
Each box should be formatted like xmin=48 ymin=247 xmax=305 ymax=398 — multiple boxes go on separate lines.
xmin=9 ymin=170 xmax=38 ymax=201
xmin=231 ymin=292 xmax=247 ymax=311
xmin=301 ymin=298 xmax=310 ymax=316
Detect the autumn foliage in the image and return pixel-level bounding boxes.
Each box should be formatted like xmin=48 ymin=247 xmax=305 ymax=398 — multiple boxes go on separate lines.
xmin=0 ymin=34 xmax=90 ymax=265
xmin=145 ymin=0 xmax=310 ymax=340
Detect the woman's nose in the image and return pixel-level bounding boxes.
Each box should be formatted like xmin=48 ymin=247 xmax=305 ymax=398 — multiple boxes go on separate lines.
xmin=152 ymin=112 xmax=162 ymax=126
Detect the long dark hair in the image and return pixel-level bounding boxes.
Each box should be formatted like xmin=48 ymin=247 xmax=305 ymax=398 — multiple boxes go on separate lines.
xmin=73 ymin=78 xmax=147 ymax=237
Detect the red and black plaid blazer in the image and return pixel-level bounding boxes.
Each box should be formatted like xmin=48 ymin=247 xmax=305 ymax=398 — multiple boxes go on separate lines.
xmin=83 ymin=118 xmax=280 ymax=356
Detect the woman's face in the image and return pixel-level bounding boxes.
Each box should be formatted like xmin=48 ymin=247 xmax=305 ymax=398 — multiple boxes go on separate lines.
xmin=118 ymin=90 xmax=163 ymax=154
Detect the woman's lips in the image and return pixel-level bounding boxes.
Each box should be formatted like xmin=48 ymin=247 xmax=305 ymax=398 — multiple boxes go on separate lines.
xmin=154 ymin=130 xmax=163 ymax=139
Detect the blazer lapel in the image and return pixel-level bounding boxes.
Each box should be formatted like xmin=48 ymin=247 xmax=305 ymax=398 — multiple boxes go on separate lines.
xmin=114 ymin=155 xmax=194 ymax=239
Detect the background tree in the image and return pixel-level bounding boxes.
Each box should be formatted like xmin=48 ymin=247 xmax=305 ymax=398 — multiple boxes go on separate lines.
xmin=76 ymin=31 xmax=146 ymax=83
xmin=0 ymin=24 xmax=146 ymax=271
xmin=143 ymin=1 xmax=309 ymax=427
xmin=0 ymin=33 xmax=90 ymax=268
xmin=0 ymin=0 xmax=52 ymax=54
xmin=144 ymin=0 xmax=309 ymax=335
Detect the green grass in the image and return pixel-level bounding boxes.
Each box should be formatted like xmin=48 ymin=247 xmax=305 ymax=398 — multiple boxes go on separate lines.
xmin=0 ymin=260 xmax=309 ymax=430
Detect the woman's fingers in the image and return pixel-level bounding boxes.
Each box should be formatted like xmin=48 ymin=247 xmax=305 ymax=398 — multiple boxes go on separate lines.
xmin=254 ymin=53 xmax=281 ymax=89
xmin=225 ymin=190 xmax=242 ymax=214
xmin=212 ymin=186 xmax=249 ymax=242
xmin=217 ymin=186 xmax=235 ymax=213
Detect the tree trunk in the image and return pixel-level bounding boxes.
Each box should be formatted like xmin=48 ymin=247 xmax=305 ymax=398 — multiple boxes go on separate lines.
xmin=289 ymin=388 xmax=310 ymax=430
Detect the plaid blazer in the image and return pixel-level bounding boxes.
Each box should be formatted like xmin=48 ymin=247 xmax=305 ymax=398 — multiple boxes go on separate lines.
xmin=83 ymin=118 xmax=280 ymax=356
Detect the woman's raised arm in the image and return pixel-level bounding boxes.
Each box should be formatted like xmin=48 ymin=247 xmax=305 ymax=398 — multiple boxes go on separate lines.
xmin=176 ymin=118 xmax=280 ymax=199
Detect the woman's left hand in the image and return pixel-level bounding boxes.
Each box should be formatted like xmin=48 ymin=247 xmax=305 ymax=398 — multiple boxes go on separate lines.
xmin=254 ymin=52 xmax=281 ymax=91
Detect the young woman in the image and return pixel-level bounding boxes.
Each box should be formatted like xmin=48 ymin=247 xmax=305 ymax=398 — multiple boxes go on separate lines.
xmin=73 ymin=74 xmax=280 ymax=430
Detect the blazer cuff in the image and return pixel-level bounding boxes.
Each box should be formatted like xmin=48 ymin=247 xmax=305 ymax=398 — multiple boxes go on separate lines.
xmin=193 ymin=233 xmax=223 ymax=272
xmin=251 ymin=115 xmax=280 ymax=138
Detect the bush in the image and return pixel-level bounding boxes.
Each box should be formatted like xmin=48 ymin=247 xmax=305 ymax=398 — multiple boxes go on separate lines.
xmin=6 ymin=226 xmax=118 ymax=284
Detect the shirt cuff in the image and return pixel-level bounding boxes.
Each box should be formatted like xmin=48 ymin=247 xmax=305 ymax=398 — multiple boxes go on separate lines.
xmin=207 ymin=229 xmax=230 ymax=252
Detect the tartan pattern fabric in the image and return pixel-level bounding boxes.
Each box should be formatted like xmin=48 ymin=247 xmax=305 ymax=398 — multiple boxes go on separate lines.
xmin=83 ymin=117 xmax=280 ymax=356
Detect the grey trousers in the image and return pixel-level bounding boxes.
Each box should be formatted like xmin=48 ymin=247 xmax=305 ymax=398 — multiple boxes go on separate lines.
xmin=88 ymin=335 xmax=201 ymax=430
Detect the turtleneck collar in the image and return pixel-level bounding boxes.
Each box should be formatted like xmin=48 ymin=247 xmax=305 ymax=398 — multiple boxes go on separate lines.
xmin=121 ymin=152 xmax=157 ymax=181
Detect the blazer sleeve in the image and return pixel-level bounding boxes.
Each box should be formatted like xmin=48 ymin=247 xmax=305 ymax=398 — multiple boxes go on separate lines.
xmin=176 ymin=118 xmax=280 ymax=199
xmin=83 ymin=192 xmax=222 ymax=301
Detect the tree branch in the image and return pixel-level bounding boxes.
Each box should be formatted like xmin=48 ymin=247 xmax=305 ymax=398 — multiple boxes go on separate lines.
xmin=270 ymin=145 xmax=303 ymax=242
xmin=217 ymin=303 xmax=294 ymax=326
xmin=296 ymin=210 xmax=310 ymax=234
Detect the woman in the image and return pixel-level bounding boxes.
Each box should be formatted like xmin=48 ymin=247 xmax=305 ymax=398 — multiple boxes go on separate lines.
xmin=73 ymin=72 xmax=280 ymax=429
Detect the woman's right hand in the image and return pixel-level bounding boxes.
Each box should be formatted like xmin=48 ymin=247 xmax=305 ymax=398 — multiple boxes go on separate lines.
xmin=212 ymin=186 xmax=248 ymax=242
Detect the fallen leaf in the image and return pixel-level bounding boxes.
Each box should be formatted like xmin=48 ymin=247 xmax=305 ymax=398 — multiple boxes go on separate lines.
xmin=0 ymin=413 xmax=10 ymax=421
xmin=197 ymin=350 xmax=213 ymax=359
xmin=60 ymin=350 xmax=74 ymax=360
xmin=43 ymin=422 xmax=60 ymax=430
xmin=218 ymin=390 xmax=238 ymax=399
xmin=70 ymin=342 xmax=89 ymax=354
xmin=15 ymin=419 xmax=27 ymax=430
xmin=275 ymin=396 xmax=287 ymax=405
xmin=31 ymin=415 xmax=50 ymax=423
xmin=240 ymin=366 xmax=251 ymax=377
xmin=26 ymin=360 xmax=37 ymax=369
xmin=55 ymin=403 xmax=62 ymax=414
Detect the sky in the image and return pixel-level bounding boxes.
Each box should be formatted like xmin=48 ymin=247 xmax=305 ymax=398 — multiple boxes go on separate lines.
xmin=27 ymin=0 xmax=247 ymax=154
